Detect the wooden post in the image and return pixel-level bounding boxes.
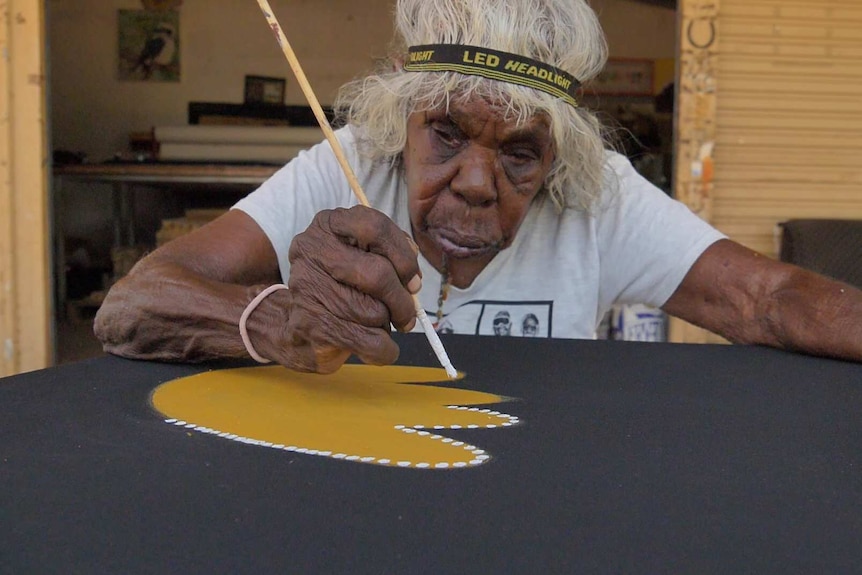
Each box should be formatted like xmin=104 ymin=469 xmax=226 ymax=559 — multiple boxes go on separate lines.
xmin=0 ymin=0 xmax=51 ymax=376
xmin=669 ymin=0 xmax=723 ymax=345
xmin=0 ymin=0 xmax=11 ymax=375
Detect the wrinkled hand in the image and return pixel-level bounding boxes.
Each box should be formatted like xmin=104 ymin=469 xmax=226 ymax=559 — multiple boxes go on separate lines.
xmin=277 ymin=206 xmax=421 ymax=373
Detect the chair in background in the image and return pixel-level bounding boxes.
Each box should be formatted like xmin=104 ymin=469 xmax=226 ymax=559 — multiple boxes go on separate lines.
xmin=778 ymin=219 xmax=862 ymax=289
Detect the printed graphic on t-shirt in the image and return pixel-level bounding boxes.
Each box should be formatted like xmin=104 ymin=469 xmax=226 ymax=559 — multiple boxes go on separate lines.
xmin=432 ymin=300 xmax=553 ymax=338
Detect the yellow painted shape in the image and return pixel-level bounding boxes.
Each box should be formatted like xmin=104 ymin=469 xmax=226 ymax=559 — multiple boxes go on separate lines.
xmin=151 ymin=364 xmax=520 ymax=469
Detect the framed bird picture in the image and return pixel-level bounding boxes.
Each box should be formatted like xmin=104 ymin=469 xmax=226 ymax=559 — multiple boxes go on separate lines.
xmin=118 ymin=9 xmax=180 ymax=82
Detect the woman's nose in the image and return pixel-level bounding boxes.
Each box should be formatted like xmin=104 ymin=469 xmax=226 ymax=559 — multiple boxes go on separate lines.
xmin=450 ymin=147 xmax=498 ymax=207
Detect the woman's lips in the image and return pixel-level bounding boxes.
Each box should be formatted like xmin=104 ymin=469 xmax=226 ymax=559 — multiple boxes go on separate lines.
xmin=430 ymin=228 xmax=498 ymax=258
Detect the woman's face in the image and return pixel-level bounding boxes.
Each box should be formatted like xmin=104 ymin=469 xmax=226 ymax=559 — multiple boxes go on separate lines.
xmin=402 ymin=96 xmax=555 ymax=287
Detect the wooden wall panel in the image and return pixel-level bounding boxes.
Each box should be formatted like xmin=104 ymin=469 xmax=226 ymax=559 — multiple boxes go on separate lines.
xmin=669 ymin=0 xmax=723 ymax=344
xmin=712 ymin=0 xmax=862 ymax=259
xmin=0 ymin=0 xmax=51 ymax=377
xmin=672 ymin=0 xmax=862 ymax=345
xmin=0 ymin=1 xmax=13 ymax=375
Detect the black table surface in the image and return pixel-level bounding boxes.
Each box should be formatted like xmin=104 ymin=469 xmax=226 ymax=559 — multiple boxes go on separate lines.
xmin=2 ymin=334 xmax=861 ymax=574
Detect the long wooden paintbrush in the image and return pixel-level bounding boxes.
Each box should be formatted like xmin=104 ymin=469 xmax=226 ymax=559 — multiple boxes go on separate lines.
xmin=254 ymin=0 xmax=458 ymax=379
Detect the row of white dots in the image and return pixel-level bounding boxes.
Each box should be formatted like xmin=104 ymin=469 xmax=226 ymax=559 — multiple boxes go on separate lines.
xmin=393 ymin=425 xmax=492 ymax=462
xmin=446 ymin=405 xmax=519 ymax=419
xmin=163 ymin=418 xmax=496 ymax=469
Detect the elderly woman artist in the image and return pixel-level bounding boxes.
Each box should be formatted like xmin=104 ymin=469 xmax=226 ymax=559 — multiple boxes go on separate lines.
xmin=95 ymin=0 xmax=862 ymax=372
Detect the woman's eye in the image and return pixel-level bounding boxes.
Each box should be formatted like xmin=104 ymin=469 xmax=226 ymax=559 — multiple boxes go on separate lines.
xmin=431 ymin=124 xmax=461 ymax=147
xmin=506 ymin=148 xmax=539 ymax=164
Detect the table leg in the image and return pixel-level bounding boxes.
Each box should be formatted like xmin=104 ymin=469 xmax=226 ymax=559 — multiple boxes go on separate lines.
xmin=114 ymin=182 xmax=136 ymax=248
xmin=127 ymin=185 xmax=136 ymax=247
xmin=51 ymin=175 xmax=64 ymax=364
xmin=112 ymin=183 xmax=123 ymax=249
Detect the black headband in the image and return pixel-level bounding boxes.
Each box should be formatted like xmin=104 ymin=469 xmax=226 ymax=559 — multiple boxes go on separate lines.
xmin=403 ymin=44 xmax=580 ymax=108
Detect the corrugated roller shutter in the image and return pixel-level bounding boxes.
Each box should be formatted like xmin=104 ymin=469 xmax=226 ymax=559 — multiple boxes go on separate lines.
xmin=714 ymin=0 xmax=862 ymax=257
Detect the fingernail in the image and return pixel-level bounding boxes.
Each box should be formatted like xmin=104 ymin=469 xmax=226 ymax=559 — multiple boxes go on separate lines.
xmin=407 ymin=274 xmax=422 ymax=294
xmin=405 ymin=317 xmax=417 ymax=332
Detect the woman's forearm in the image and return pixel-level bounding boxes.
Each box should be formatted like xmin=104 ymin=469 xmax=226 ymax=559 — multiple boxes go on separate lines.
xmin=663 ymin=239 xmax=862 ymax=363
xmin=94 ymin=257 xmax=284 ymax=363
xmin=762 ymin=269 xmax=862 ymax=362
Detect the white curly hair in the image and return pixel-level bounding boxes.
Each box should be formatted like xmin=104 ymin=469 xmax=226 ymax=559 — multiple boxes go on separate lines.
xmin=335 ymin=0 xmax=611 ymax=212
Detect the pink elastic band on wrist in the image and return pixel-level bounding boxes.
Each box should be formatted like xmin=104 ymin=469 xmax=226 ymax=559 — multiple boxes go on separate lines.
xmin=239 ymin=283 xmax=288 ymax=364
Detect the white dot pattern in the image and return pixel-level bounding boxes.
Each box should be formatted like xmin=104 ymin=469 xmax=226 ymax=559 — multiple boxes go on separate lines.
xmin=162 ymin=406 xmax=521 ymax=470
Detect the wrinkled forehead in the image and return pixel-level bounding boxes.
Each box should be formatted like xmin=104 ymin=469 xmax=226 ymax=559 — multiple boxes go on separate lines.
xmin=416 ymin=99 xmax=553 ymax=145
xmin=412 ymin=86 xmax=549 ymax=129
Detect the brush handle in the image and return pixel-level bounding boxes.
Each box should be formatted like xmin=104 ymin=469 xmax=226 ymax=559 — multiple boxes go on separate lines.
xmin=255 ymin=0 xmax=369 ymax=207
xmin=255 ymin=0 xmax=458 ymax=379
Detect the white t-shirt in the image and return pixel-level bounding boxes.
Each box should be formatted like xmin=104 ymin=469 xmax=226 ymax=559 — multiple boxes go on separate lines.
xmin=233 ymin=127 xmax=725 ymax=339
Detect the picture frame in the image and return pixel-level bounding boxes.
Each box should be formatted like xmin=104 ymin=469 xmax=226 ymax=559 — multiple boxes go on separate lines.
xmin=244 ymin=75 xmax=286 ymax=106
xmin=118 ymin=9 xmax=180 ymax=82
xmin=589 ymin=58 xmax=655 ymax=96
